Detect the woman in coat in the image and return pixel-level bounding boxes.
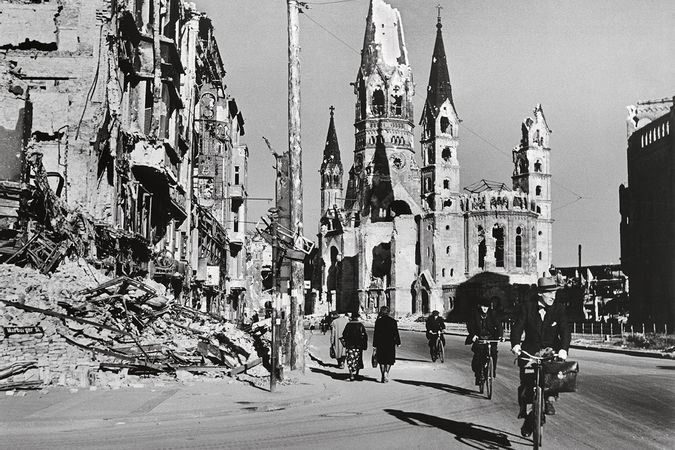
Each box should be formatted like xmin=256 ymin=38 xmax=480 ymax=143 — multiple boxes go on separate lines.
xmin=341 ymin=311 xmax=368 ymax=381
xmin=372 ymin=306 xmax=400 ymax=383
xmin=329 ymin=312 xmax=349 ymax=368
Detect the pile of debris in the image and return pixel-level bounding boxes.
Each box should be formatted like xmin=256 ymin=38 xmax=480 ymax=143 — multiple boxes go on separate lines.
xmin=0 ymin=259 xmax=267 ymax=391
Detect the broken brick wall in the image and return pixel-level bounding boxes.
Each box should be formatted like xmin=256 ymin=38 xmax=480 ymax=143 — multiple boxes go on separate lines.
xmin=0 ymin=0 xmax=117 ymax=224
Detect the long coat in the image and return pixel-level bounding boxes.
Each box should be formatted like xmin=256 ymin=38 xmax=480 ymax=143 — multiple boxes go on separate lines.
xmin=510 ymin=297 xmax=571 ymax=364
xmin=373 ymin=315 xmax=400 ymax=365
xmin=330 ymin=315 xmax=349 ymax=359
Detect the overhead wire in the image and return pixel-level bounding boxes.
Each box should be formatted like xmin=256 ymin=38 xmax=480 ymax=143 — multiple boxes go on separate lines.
xmin=300 ymin=3 xmax=586 ymax=212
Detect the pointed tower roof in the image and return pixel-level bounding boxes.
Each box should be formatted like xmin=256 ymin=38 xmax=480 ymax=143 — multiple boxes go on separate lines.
xmin=321 ymin=106 xmax=342 ymax=171
xmin=424 ymin=8 xmax=455 ymax=118
xmin=360 ymin=0 xmax=409 ymax=76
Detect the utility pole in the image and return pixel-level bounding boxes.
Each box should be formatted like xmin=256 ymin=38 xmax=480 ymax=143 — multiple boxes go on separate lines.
xmin=287 ymin=0 xmax=305 ymax=371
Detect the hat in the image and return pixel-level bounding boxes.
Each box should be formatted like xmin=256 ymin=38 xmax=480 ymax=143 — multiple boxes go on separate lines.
xmin=477 ymin=297 xmax=491 ymax=307
xmin=537 ymin=276 xmax=560 ymax=292
xmin=351 ymin=311 xmax=361 ymax=319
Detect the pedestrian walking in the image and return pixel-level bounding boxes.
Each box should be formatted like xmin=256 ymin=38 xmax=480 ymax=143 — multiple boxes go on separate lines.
xmin=330 ymin=312 xmax=348 ymax=368
xmin=341 ymin=311 xmax=368 ymax=381
xmin=372 ymin=306 xmax=400 ymax=383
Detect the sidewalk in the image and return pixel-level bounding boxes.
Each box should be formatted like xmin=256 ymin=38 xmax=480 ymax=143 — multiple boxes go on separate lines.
xmin=0 ymin=359 xmax=342 ymax=429
xmin=363 ymin=319 xmax=675 ymax=360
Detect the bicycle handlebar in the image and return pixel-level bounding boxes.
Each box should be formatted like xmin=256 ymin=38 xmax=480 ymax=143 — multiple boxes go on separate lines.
xmin=476 ymin=339 xmax=502 ymax=344
xmin=518 ymin=349 xmax=559 ymax=364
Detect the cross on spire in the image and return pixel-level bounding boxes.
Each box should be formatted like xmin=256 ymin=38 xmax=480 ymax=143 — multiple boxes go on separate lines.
xmin=329 ymin=105 xmax=335 ymax=117
xmin=436 ymin=4 xmax=443 ymax=26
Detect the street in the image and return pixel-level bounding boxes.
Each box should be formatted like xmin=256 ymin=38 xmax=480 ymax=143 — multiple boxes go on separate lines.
xmin=2 ymin=330 xmax=673 ymax=450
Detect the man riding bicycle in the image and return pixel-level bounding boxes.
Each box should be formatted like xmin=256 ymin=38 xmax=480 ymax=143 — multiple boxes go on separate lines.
xmin=510 ymin=276 xmax=571 ymax=437
xmin=425 ymin=310 xmax=445 ymax=361
xmin=466 ymin=297 xmax=503 ymax=386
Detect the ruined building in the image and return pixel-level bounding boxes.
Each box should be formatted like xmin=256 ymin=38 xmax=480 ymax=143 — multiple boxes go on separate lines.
xmin=317 ymin=0 xmax=553 ymax=318
xmin=0 ymin=0 xmax=249 ymax=318
xmin=620 ymin=97 xmax=674 ymax=327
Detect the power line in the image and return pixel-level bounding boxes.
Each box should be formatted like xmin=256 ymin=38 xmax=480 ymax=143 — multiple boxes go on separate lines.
xmin=302 ymin=10 xmax=360 ymax=55
xmin=306 ymin=0 xmax=360 ymax=4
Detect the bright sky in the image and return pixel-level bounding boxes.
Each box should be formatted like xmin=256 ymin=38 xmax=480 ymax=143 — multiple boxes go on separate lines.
xmin=195 ymin=0 xmax=674 ymax=267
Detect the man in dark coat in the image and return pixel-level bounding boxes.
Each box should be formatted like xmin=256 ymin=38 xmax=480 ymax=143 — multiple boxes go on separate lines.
xmin=466 ymin=297 xmax=503 ymax=386
xmin=510 ymin=276 xmax=571 ymax=437
xmin=425 ymin=310 xmax=445 ymax=361
xmin=373 ymin=306 xmax=400 ymax=383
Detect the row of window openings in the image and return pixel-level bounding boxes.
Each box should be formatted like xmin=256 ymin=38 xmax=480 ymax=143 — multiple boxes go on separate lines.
xmin=425 ymin=226 xmax=543 ymax=269
xmin=640 ymin=121 xmax=670 ymax=148
xmin=370 ymin=90 xmax=404 ymax=116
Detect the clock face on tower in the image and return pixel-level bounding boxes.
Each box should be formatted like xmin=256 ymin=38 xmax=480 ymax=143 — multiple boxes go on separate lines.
xmin=390 ymin=152 xmax=406 ymax=170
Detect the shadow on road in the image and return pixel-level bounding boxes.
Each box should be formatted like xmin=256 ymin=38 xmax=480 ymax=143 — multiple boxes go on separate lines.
xmin=656 ymin=365 xmax=675 ymax=370
xmin=384 ymin=408 xmax=529 ymax=449
xmin=396 ymin=357 xmax=432 ymax=363
xmin=308 ymin=352 xmax=340 ymax=369
xmin=310 ymin=366 xmax=379 ymax=383
xmin=394 ymin=378 xmax=484 ymax=399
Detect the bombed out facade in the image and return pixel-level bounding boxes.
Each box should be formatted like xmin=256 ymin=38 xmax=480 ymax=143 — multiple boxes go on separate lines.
xmin=318 ymin=0 xmax=553 ymax=318
xmin=0 ymin=0 xmax=249 ymax=318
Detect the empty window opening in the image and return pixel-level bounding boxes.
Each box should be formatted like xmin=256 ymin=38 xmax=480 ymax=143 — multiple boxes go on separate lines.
xmin=234 ymin=166 xmax=240 ymax=185
xmin=392 ymin=95 xmax=403 ymax=116
xmin=493 ymin=225 xmax=505 ymax=268
xmin=443 ymin=199 xmax=453 ymax=208
xmin=442 ymin=268 xmax=446 ymax=277
xmin=515 ymin=234 xmax=522 ymax=268
xmin=535 ymin=185 xmax=542 ymax=196
xmin=478 ymin=226 xmax=486 ymax=269
xmin=538 ymin=251 xmax=542 ymax=261
xmin=372 ymin=89 xmax=385 ymax=116
xmin=440 ymin=116 xmax=450 ymax=133
xmin=450 ymin=268 xmax=454 ymax=277
xmin=443 ymin=180 xmax=450 ymax=189
xmin=446 ymin=246 xmax=450 ymax=254
xmin=442 ymin=147 xmax=452 ymax=161
xmin=233 ymin=215 xmax=239 ymax=232
xmin=536 ymin=206 xmax=541 ymax=214
xmin=534 ymin=160 xmax=542 ymax=172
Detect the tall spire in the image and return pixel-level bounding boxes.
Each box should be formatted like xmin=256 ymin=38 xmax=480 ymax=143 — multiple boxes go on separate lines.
xmin=425 ymin=8 xmax=454 ymax=117
xmin=321 ymin=106 xmax=341 ymax=170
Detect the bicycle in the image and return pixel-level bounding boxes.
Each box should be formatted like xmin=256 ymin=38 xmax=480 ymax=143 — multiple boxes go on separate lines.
xmin=430 ymin=331 xmax=444 ymax=363
xmin=517 ymin=350 xmax=557 ymax=449
xmin=475 ymin=339 xmax=501 ymax=399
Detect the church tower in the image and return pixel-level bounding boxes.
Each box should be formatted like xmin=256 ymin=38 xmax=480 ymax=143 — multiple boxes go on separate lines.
xmin=417 ymin=8 xmax=464 ymax=311
xmin=420 ymin=8 xmax=461 ymax=213
xmin=350 ymin=0 xmax=420 ymax=222
xmin=512 ymin=104 xmax=553 ymax=276
xmin=320 ymin=106 xmax=343 ymax=218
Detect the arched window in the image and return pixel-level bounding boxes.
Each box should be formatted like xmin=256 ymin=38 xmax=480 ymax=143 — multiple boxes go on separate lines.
xmin=392 ymin=95 xmax=403 ymax=116
xmin=446 ymin=246 xmax=450 ymax=255
xmin=442 ymin=147 xmax=452 ymax=161
xmin=442 ymin=268 xmax=446 ymax=277
xmin=539 ymin=251 xmax=542 ymax=261
xmin=493 ymin=224 xmax=505 ymax=268
xmin=440 ymin=116 xmax=450 ymax=133
xmin=372 ymin=89 xmax=385 ymax=116
xmin=443 ymin=180 xmax=450 ymax=189
xmin=478 ymin=226 xmax=486 ymax=269
xmin=534 ymin=160 xmax=542 ymax=172
xmin=536 ymin=185 xmax=542 ymax=196
xmin=515 ymin=226 xmax=522 ymax=268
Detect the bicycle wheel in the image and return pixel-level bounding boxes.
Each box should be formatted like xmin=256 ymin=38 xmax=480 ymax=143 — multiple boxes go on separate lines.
xmin=438 ymin=339 xmax=444 ymax=363
xmin=533 ymin=385 xmax=543 ymax=449
xmin=486 ymin=356 xmax=493 ymax=400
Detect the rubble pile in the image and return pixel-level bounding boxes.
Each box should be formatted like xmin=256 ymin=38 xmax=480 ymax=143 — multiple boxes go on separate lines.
xmin=0 ymin=259 xmax=267 ymax=391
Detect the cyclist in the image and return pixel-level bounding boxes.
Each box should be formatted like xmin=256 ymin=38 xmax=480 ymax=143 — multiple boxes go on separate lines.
xmin=425 ymin=310 xmax=445 ymax=361
xmin=466 ymin=297 xmax=503 ymax=385
xmin=510 ymin=276 xmax=571 ymax=437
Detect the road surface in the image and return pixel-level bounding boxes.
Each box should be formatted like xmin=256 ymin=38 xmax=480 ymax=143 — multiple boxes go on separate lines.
xmin=2 ymin=330 xmax=673 ymax=449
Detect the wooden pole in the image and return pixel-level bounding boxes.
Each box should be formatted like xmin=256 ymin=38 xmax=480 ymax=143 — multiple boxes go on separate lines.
xmin=287 ymin=0 xmax=304 ymax=372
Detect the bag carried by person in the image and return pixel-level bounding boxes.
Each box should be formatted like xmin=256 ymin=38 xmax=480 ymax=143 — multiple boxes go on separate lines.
xmin=330 ymin=345 xmax=336 ymax=359
xmin=371 ymin=348 xmax=377 ymax=368
xmin=543 ymin=360 xmax=579 ymax=394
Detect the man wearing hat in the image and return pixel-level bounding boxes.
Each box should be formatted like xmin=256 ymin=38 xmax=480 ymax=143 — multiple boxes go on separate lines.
xmin=511 ymin=276 xmax=571 ymax=437
xmin=466 ymin=297 xmax=503 ymax=386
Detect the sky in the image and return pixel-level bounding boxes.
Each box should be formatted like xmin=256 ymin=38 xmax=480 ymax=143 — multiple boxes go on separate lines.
xmin=195 ymin=0 xmax=674 ymax=267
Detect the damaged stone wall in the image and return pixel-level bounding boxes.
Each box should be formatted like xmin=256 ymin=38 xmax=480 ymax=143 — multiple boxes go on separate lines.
xmin=0 ymin=0 xmax=116 ymax=223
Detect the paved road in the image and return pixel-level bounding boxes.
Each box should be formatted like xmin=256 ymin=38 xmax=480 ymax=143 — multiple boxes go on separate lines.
xmin=2 ymin=330 xmax=673 ymax=449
